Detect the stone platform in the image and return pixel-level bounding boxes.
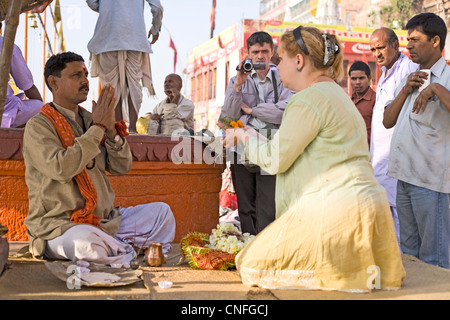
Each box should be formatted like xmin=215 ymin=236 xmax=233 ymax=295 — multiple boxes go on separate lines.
xmin=2 ymin=242 xmax=450 ymax=301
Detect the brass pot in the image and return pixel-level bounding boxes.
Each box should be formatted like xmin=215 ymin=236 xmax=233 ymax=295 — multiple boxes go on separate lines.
xmin=145 ymin=242 xmax=165 ymax=267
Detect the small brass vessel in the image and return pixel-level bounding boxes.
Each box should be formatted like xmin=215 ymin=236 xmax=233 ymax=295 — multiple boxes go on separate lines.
xmin=145 ymin=242 xmax=165 ymax=267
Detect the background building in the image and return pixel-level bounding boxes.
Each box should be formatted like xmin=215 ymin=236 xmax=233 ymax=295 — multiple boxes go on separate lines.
xmin=186 ymin=0 xmax=450 ymax=133
xmin=186 ymin=18 xmax=408 ymax=133
xmin=260 ymin=0 xmax=450 ymax=32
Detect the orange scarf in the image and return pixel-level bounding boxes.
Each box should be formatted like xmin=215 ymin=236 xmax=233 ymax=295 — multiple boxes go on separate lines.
xmin=40 ymin=103 xmax=128 ymax=227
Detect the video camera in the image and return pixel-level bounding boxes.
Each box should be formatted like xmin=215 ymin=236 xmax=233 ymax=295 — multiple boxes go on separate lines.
xmin=236 ymin=59 xmax=266 ymax=73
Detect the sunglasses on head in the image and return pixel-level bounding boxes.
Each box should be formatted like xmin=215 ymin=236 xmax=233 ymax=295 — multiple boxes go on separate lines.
xmin=293 ymin=26 xmax=309 ymax=55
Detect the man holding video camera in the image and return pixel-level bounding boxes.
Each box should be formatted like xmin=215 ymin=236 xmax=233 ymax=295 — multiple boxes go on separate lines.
xmin=220 ymin=31 xmax=293 ymax=235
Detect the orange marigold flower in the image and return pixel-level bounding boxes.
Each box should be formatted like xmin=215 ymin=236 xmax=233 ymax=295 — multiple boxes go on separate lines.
xmin=237 ymin=120 xmax=244 ymax=128
xmin=230 ymin=121 xmax=238 ymax=128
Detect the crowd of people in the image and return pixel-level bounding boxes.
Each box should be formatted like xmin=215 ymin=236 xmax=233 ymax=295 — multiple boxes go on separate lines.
xmin=0 ymin=0 xmax=449 ymax=293
xmin=224 ymin=24 xmax=404 ymax=292
xmin=223 ymin=12 xmax=450 ymax=291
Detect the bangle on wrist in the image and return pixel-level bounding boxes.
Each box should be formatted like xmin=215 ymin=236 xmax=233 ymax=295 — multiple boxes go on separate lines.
xmin=90 ymin=122 xmax=107 ymax=132
xmin=402 ymin=87 xmax=408 ymax=95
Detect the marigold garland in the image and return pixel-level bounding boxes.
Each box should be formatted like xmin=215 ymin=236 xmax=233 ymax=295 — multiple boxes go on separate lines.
xmin=179 ymin=223 xmax=254 ymax=271
xmin=217 ymin=116 xmax=244 ymax=130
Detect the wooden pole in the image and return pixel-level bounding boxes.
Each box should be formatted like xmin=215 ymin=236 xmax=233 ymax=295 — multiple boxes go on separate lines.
xmin=0 ymin=0 xmax=24 ymax=124
xmin=42 ymin=9 xmax=46 ymax=102
xmin=24 ymin=11 xmax=28 ymax=63
xmin=49 ymin=4 xmax=57 ymax=53
xmin=37 ymin=13 xmax=52 ymax=54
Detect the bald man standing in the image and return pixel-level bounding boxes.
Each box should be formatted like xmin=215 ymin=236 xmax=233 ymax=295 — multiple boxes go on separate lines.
xmin=369 ymin=27 xmax=417 ymax=243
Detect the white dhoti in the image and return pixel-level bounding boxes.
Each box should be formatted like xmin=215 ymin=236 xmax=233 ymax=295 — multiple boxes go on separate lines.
xmin=90 ymin=50 xmax=155 ymax=125
xmin=45 ymin=202 xmax=175 ymax=267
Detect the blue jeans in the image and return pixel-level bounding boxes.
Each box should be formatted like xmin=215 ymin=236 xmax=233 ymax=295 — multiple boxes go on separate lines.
xmin=397 ymin=180 xmax=450 ymax=269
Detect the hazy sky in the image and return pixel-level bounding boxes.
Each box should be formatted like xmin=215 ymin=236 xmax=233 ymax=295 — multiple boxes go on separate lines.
xmin=13 ymin=0 xmax=261 ymax=115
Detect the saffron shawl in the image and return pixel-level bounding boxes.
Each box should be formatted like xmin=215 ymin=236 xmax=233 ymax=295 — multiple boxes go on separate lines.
xmin=40 ymin=103 xmax=129 ymax=226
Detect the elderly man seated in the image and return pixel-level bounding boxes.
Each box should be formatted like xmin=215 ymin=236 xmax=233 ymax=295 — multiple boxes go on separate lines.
xmin=137 ymin=73 xmax=195 ymax=135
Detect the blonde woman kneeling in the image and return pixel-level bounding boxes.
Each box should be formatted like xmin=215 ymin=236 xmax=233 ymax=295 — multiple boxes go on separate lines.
xmin=225 ymin=26 xmax=405 ymax=292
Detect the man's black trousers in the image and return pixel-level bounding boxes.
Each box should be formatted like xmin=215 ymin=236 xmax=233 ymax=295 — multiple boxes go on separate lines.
xmin=230 ymin=153 xmax=276 ymax=235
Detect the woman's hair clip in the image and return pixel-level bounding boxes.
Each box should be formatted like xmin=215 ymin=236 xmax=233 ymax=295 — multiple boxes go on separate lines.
xmin=322 ymin=34 xmax=339 ymax=65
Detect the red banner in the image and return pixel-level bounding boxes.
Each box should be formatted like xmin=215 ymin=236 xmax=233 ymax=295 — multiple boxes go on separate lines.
xmin=169 ymin=37 xmax=177 ymax=73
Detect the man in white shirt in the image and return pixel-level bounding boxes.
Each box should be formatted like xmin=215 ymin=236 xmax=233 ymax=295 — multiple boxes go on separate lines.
xmin=384 ymin=13 xmax=450 ymax=269
xmin=86 ymin=0 xmax=163 ymax=133
xmin=369 ymin=27 xmax=417 ymax=243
